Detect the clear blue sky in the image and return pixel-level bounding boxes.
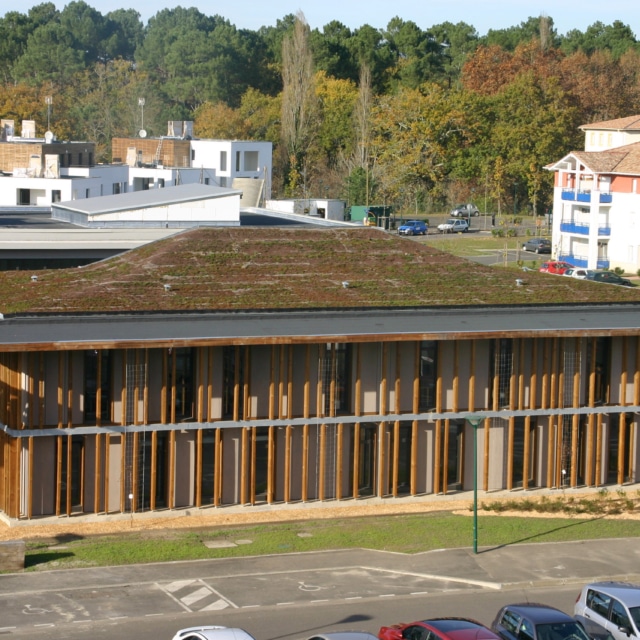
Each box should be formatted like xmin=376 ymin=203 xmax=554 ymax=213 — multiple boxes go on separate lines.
xmin=6 ymin=0 xmax=640 ymax=37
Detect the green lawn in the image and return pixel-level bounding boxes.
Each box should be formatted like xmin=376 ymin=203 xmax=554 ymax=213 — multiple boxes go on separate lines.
xmin=21 ymin=508 xmax=640 ymax=572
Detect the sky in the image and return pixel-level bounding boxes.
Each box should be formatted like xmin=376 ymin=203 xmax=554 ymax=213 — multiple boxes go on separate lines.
xmin=4 ymin=0 xmax=640 ymax=37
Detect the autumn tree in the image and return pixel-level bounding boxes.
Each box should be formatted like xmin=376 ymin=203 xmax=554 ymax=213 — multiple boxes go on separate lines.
xmin=194 ymin=101 xmax=249 ymax=139
xmin=370 ymin=83 xmax=468 ymax=212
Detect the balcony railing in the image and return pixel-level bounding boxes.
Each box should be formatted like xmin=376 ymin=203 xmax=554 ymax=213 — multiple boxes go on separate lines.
xmin=559 ymin=254 xmax=610 ymax=269
xmin=561 ymin=189 xmax=612 ymax=203
xmin=559 ymin=222 xmax=611 ymax=235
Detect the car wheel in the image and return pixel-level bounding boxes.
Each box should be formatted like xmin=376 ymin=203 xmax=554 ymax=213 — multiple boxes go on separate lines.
xmin=522 ymin=244 xmax=527 ymax=250
xmin=536 ymin=248 xmax=541 ymax=254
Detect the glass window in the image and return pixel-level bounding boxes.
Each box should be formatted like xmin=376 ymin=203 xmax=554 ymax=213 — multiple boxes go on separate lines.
xmin=244 ymin=151 xmax=258 ymax=171
xmin=501 ymin=610 xmax=521 ymax=634
xmin=611 ymin=600 xmax=631 ymax=629
xmin=419 ymin=340 xmax=437 ymax=411
xmin=587 ymin=589 xmax=612 ymax=617
xmin=220 ymin=150 xmax=227 ymax=171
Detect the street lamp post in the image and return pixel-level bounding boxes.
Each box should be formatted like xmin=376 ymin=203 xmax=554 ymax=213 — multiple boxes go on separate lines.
xmin=465 ymin=414 xmax=486 ymax=554
xmin=138 ymin=97 xmax=145 ymax=133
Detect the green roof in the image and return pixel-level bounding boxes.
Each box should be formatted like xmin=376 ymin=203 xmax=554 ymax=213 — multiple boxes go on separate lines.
xmin=1 ymin=226 xmax=639 ymax=315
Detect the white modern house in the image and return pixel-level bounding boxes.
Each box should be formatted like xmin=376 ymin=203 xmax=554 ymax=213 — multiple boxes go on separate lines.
xmin=547 ymin=115 xmax=640 ymax=272
xmin=0 ymin=120 xmax=273 ymax=209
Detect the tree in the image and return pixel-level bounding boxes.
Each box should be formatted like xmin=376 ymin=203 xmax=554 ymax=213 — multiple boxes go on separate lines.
xmin=384 ymin=17 xmax=445 ymax=89
xmin=310 ymin=20 xmax=358 ymax=82
xmin=560 ymin=20 xmax=638 ymax=59
xmin=370 ymin=83 xmax=468 ymax=210
xmin=194 ymin=101 xmax=249 ymax=139
xmin=281 ymin=12 xmax=317 ymax=196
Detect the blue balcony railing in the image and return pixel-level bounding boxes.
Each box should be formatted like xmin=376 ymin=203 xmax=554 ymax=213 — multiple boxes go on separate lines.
xmin=560 ymin=222 xmax=611 ymax=236
xmin=561 ymin=189 xmax=612 ymax=203
xmin=559 ymin=254 xmax=609 ymax=269
xmin=560 ymin=222 xmax=588 ymax=234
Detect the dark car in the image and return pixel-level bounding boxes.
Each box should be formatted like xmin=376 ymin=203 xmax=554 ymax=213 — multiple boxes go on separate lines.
xmin=522 ymin=238 xmax=551 ymax=254
xmin=585 ymin=271 xmax=633 ymax=286
xmin=380 ymin=618 xmax=500 ymax=640
xmin=492 ymin=603 xmax=591 ymax=640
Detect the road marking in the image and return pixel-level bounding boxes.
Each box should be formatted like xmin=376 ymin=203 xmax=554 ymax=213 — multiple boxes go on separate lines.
xmin=411 ymin=592 xmax=429 ymax=595
xmin=277 ymin=602 xmax=294 ymax=606
xmin=146 ymin=613 xmax=165 ymax=617
xmin=201 ymin=600 xmax=232 ymax=611
xmin=379 ymin=594 xmax=395 ymax=597
xmin=182 ymin=587 xmax=211 ymax=607
xmin=311 ymin=599 xmax=329 ymax=603
xmin=346 ymin=597 xmax=362 ymax=600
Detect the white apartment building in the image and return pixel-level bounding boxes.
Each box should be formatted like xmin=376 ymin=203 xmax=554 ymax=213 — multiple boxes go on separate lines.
xmin=547 ymin=115 xmax=640 ymax=272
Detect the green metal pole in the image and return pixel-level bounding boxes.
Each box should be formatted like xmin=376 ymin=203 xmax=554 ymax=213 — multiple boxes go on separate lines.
xmin=473 ymin=423 xmax=478 ymax=554
xmin=466 ymin=415 xmax=485 ymax=554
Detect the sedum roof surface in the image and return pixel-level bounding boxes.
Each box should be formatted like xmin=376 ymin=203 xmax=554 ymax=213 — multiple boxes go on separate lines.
xmin=1 ymin=226 xmax=640 ymax=316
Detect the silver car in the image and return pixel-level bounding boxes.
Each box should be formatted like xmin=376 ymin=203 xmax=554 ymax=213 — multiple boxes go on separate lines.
xmin=574 ymin=582 xmax=640 ymax=640
xmin=172 ymin=627 xmax=257 ymax=640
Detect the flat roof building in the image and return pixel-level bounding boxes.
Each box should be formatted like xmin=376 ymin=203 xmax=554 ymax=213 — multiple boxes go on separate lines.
xmin=1 ymin=227 xmax=640 ymax=523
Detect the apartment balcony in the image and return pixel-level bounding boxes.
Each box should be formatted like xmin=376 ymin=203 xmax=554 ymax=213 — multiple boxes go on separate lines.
xmin=559 ymin=254 xmax=609 ymax=269
xmin=561 ymin=189 xmax=612 ymax=203
xmin=559 ymin=221 xmax=611 ymax=236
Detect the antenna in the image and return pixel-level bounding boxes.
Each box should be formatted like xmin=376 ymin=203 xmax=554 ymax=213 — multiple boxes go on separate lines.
xmin=139 ymin=129 xmax=147 ymax=138
xmin=44 ymin=131 xmax=54 ymax=144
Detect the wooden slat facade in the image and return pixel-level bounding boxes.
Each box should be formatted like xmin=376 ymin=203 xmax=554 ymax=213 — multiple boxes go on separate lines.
xmin=0 ymin=335 xmax=639 ymax=521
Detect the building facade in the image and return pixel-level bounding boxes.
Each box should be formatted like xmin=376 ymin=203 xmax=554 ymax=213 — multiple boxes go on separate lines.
xmin=548 ymin=116 xmax=640 ymax=272
xmin=1 ymin=228 xmax=640 ymax=522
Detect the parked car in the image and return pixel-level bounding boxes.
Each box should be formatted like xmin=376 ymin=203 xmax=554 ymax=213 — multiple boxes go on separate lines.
xmin=522 ymin=238 xmax=551 ymax=254
xmin=172 ymin=627 xmax=256 ymax=640
xmin=563 ymin=268 xmax=593 ymax=279
xmin=398 ymin=220 xmax=428 ymax=236
xmin=492 ymin=603 xmax=590 ymax=640
xmin=306 ymin=633 xmax=379 ymax=640
xmin=437 ymin=218 xmax=469 ymax=233
xmin=574 ymin=581 xmax=640 ymax=640
xmin=450 ymin=203 xmax=480 ymax=217
xmin=539 ymin=261 xmax=574 ymax=275
xmin=380 ymin=618 xmax=500 ymax=640
xmin=584 ymin=271 xmax=633 ymax=286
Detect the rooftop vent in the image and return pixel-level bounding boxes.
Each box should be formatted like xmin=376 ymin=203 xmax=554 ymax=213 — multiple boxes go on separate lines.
xmin=31 ymin=275 xmax=38 ymax=282
xmin=163 ymin=284 xmax=171 ymax=292
xmin=342 ymin=281 xmax=349 ymax=289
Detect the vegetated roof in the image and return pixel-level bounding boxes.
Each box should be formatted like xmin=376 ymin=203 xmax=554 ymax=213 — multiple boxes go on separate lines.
xmin=1 ymin=226 xmax=640 ymax=316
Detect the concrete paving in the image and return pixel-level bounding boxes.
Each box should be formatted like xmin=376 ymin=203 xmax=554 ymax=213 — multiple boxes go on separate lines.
xmin=1 ymin=537 xmax=640 ymax=632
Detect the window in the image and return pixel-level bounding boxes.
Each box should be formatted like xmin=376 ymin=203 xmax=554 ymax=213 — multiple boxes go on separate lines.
xmin=419 ymin=341 xmax=437 ymax=410
xmin=158 ymin=178 xmax=165 ymax=188
xmin=223 ymin=346 xmax=245 ymax=419
xmin=490 ymin=338 xmax=513 ymax=408
xmin=84 ymin=350 xmax=111 ymax=421
xmin=169 ymin=348 xmax=195 ymax=421
xmin=112 ymin=183 xmax=121 ymax=195
xmin=220 ymin=151 xmax=227 ymax=171
xmin=518 ymin=619 xmax=535 ymax=640
xmin=320 ymin=343 xmax=352 ymax=415
xmin=78 ymin=152 xmax=82 ymax=165
xmin=52 ymin=190 xmax=61 ymax=203
xmin=611 ymin=600 xmax=631 ymax=629
xmin=244 ymin=151 xmax=258 ymax=171
xmin=236 ymin=150 xmax=241 ymax=171
xmin=587 ymin=589 xmax=611 ymax=617
xmin=501 ymin=611 xmax=522 ymax=634
xmin=85 ymin=188 xmax=90 ymax=198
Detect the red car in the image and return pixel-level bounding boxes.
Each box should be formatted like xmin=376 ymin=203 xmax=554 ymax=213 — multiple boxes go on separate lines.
xmin=379 ymin=618 xmax=501 ymax=640
xmin=539 ymin=260 xmax=574 ymax=275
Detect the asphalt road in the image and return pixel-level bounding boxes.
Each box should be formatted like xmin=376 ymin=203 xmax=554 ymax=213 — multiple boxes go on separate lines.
xmin=2 ymin=538 xmax=640 ymax=639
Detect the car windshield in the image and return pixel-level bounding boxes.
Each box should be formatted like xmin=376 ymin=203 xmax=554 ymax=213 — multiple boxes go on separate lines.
xmin=535 ymin=622 xmax=590 ymax=640
xmin=447 ymin=219 xmax=457 ymax=224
